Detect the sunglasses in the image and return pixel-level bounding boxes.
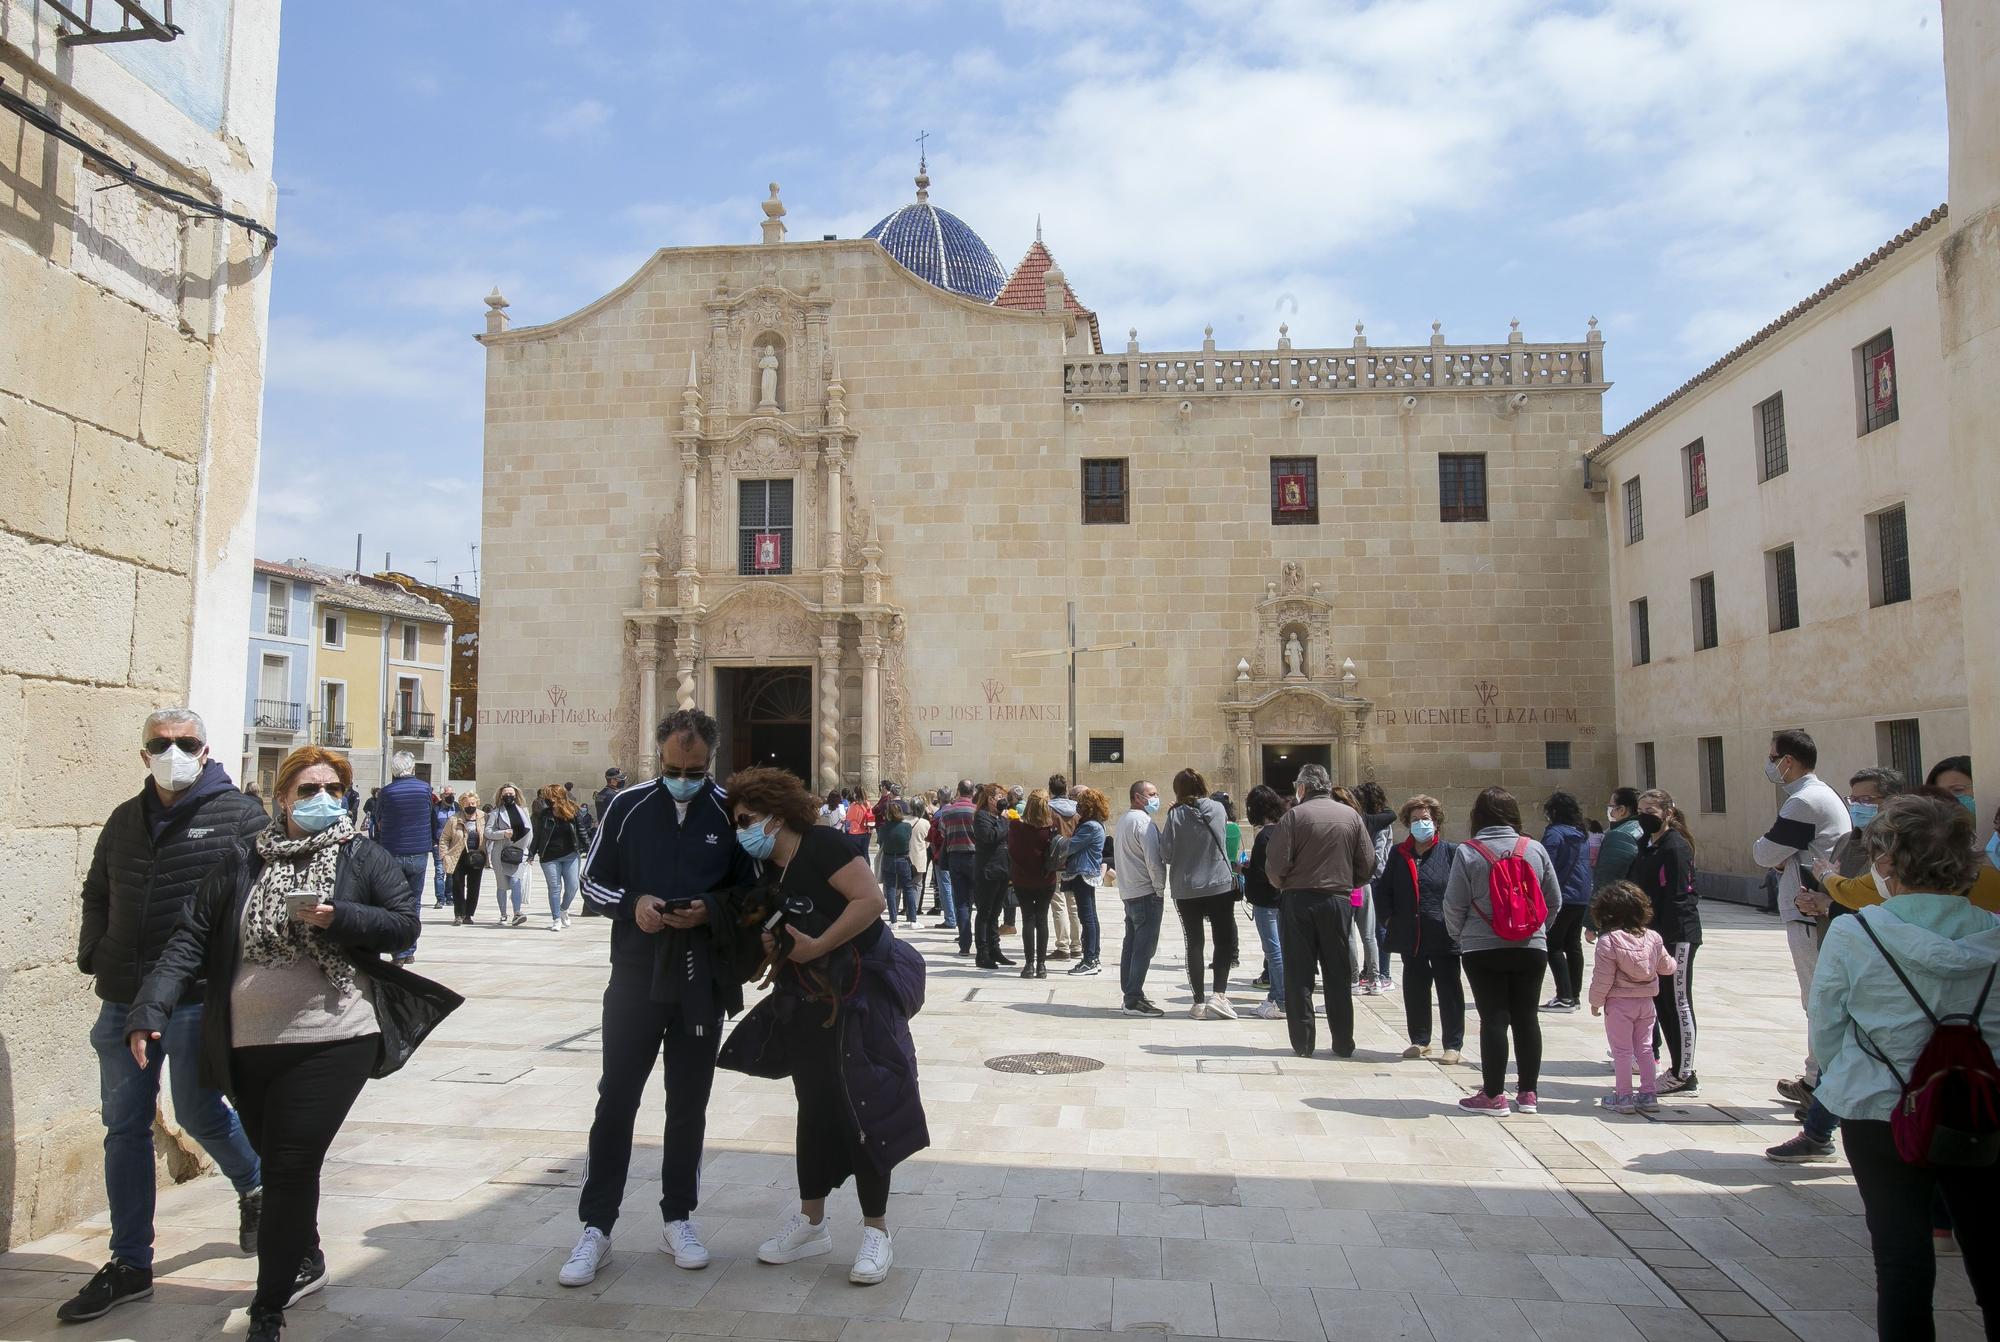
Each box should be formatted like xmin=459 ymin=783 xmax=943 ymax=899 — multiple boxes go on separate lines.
xmin=732 ymin=812 xmax=768 ymax=830
xmin=295 ymin=782 xmax=346 ymax=799
xmin=660 ymin=767 xmax=708 ymax=781
xmin=146 ymin=737 xmax=205 ymax=756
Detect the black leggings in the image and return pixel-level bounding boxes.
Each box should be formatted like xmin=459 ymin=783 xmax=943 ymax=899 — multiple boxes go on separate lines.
xmin=1016 ymin=889 xmax=1053 ymax=966
xmin=974 ymin=875 xmax=1009 ymax=963
xmin=233 ymin=1036 xmax=376 ymax=1314
xmin=1462 ymin=947 xmax=1548 ymax=1097
xmin=1546 ymin=905 xmax=1587 ymax=1001
xmin=790 ymin=1003 xmax=890 ymax=1217
xmin=1844 ymin=1118 xmax=1999 ymax=1340
xmin=449 ymin=863 xmax=483 ymax=920
xmin=1653 ymin=941 xmax=1698 ymax=1079
xmin=1176 ymin=896 xmax=1237 ymax=998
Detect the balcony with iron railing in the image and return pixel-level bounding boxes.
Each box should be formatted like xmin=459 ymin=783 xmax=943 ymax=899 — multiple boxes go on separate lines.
xmin=391 ymin=710 xmax=437 ymax=740
xmin=316 ymin=721 xmax=351 ymax=748
xmin=251 ymin=699 xmax=303 ymax=732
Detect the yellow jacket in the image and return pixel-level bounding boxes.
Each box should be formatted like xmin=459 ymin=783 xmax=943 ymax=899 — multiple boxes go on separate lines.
xmin=1825 ymin=863 xmax=2000 ymax=915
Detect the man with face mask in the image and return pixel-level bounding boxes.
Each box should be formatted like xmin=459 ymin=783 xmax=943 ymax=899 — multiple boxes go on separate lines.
xmin=561 ymin=709 xmax=757 ymax=1289
xmin=1750 ymin=728 xmax=1850 ymax=1104
xmin=64 ymin=709 xmax=269 ymax=1324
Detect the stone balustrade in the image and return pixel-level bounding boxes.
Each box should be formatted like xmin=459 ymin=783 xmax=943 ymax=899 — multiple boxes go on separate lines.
xmin=1063 ymin=336 xmax=1603 ymax=398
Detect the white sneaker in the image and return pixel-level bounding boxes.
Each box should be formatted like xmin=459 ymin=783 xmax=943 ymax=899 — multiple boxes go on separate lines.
xmin=559 ymin=1227 xmax=611 ymax=1286
xmin=1251 ymin=1000 xmax=1284 ymax=1020
xmin=849 ymin=1226 xmax=892 ymax=1285
xmin=1189 ymin=1001 xmax=1208 ymax=1021
xmin=757 ymin=1212 xmax=832 ymax=1265
xmin=1207 ymin=993 xmax=1239 ymax=1020
xmin=662 ymin=1219 xmax=709 ymax=1269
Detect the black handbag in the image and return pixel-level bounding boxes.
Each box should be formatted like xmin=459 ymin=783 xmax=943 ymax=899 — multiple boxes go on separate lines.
xmin=501 ymin=844 xmax=527 ymax=866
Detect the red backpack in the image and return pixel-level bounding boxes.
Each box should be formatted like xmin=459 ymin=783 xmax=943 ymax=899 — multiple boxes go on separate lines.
xmin=1855 ymin=914 xmax=2000 ymax=1168
xmin=1463 ymin=838 xmax=1547 ymax=942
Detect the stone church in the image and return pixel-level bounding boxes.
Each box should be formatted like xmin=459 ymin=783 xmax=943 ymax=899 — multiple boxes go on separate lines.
xmin=476 ymin=166 xmax=1614 ymax=821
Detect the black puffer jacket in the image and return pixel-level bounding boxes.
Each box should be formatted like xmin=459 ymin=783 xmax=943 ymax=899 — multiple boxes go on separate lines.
xmin=79 ymin=764 xmax=270 ymax=1005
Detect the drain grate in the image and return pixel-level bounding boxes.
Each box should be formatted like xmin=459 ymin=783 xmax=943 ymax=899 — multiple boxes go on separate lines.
xmin=985 ymin=1051 xmax=1104 ymax=1075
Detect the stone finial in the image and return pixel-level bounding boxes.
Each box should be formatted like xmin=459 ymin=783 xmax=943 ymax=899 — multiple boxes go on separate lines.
xmin=684 ymin=349 xmax=700 ymax=389
xmin=914 ymin=165 xmax=930 ymax=204
xmin=761 ymin=183 xmax=787 ymax=245
xmin=1430 ymin=319 xmax=1444 ymax=345
xmin=1236 ymin=657 xmax=1251 ymax=682
xmin=1202 ymin=324 xmax=1216 ymax=353
xmin=825 ymin=369 xmax=848 ymax=428
xmin=1508 ymin=317 xmax=1522 ymax=342
xmin=680 ymin=351 xmax=703 ymax=433
xmin=484 ymin=286 xmax=509 ymax=335
xmin=1126 ymin=327 xmax=1139 ymax=354
xmin=1277 ymin=322 xmax=1292 ymax=350
xmin=1043 ymin=263 xmax=1067 ymax=314
xmin=1341 ymin=656 xmax=1358 ymax=690
xmin=1587 ymin=315 xmax=1602 ymax=342
xmin=1353 ymin=320 xmax=1367 ymax=350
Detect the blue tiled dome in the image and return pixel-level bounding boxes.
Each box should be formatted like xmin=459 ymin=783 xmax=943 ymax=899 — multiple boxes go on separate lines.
xmin=864 ymin=170 xmax=1006 ymax=303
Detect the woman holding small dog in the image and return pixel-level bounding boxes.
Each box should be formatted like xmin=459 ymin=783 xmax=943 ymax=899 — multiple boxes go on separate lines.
xmin=720 ymin=767 xmax=929 ymax=1288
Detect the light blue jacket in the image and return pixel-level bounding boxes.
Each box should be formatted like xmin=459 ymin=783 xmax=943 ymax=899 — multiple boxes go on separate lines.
xmin=1060 ymin=818 xmax=1105 ymax=880
xmin=1809 ymin=894 xmax=2000 ymax=1122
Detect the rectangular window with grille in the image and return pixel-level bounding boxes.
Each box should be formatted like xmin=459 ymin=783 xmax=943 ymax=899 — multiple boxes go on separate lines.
xmin=1879 ymin=719 xmax=1923 ymax=784
xmin=1637 ymin=741 xmax=1657 ymax=791
xmin=1858 ymin=329 xmax=1898 ymax=434
xmin=737 ymin=478 xmax=795 ymax=576
xmin=1693 ymin=573 xmax=1718 ymax=651
xmin=1767 ymin=545 xmax=1799 ymax=632
xmin=1269 ymin=457 xmax=1318 ymax=525
xmin=1868 ymin=503 xmax=1911 ymax=606
xmin=1758 ymin=393 xmax=1788 ymax=480
xmin=1700 ymin=736 xmax=1727 ymax=813
xmin=1624 ymin=476 xmax=1644 ymax=544
xmin=266 ymin=580 xmax=290 ymax=637
xmin=1545 ymin=741 xmax=1571 ymax=770
xmin=1630 ymin=598 xmax=1651 ymax=667
xmin=1438 ymin=453 xmax=1488 ymax=522
xmin=1088 ymin=736 xmax=1125 ymax=765
xmin=1082 ymin=458 xmax=1128 ymax=524
xmin=1682 ymin=439 xmax=1708 ymax=515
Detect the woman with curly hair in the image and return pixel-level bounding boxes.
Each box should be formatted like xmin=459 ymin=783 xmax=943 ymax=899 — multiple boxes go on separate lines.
xmin=1057 ymin=786 xmax=1110 ymax=976
xmin=716 ymin=767 xmax=926 ymax=1290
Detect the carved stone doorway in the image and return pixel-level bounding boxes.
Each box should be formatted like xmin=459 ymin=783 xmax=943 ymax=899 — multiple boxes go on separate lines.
xmin=1260 ymin=743 xmax=1332 ymax=796
xmin=716 ymin=666 xmax=815 ymax=783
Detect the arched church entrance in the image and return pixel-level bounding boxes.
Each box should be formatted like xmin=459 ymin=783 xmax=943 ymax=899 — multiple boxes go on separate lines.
xmin=717 ymin=666 xmax=815 ymax=783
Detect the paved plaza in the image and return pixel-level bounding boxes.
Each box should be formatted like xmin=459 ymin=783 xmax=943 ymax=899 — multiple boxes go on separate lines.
xmin=0 ymin=901 xmax=1985 ymax=1342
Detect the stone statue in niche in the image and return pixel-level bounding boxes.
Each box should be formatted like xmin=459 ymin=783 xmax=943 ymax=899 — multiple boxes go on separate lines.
xmin=757 ymin=344 xmax=780 ymax=409
xmin=1283 ymin=632 xmax=1305 ymax=678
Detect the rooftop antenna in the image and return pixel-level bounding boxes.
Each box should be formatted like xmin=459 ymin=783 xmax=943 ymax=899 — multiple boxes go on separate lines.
xmin=353 ymin=533 xmax=362 ymax=575
xmin=424 ymin=558 xmax=440 ymax=583
xmin=469 ymin=543 xmax=479 ymax=596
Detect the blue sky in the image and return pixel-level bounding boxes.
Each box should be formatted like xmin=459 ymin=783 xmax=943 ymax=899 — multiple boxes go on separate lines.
xmin=259 ymin=0 xmax=1947 ymax=588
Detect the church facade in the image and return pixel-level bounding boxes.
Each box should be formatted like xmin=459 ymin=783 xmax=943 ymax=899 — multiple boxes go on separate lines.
xmin=475 ymin=171 xmax=1616 ymax=826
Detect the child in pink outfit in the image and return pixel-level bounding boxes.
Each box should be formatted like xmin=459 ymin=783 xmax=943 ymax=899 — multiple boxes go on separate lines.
xmin=1587 ymin=880 xmax=1678 ymax=1114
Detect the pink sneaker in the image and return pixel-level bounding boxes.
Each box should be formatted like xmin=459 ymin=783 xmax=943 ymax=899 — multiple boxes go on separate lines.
xmin=1515 ymin=1091 xmax=1539 ymax=1114
xmin=1458 ymin=1092 xmax=1510 ymax=1116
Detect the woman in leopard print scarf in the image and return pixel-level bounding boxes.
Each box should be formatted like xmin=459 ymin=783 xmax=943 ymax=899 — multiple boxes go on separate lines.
xmin=244 ymin=813 xmax=357 ymax=993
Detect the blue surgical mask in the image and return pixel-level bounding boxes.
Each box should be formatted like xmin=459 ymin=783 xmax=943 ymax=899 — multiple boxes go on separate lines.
xmin=1144 ymin=797 xmax=1160 ymax=815
xmin=1848 ymin=802 xmax=1879 ymax=828
xmin=1959 ymin=793 xmax=1979 ymax=815
xmin=1410 ymin=818 xmax=1436 ymax=843
xmin=738 ymin=816 xmax=776 ymax=860
xmin=292 ymin=793 xmax=346 ymax=833
xmin=664 ymin=775 xmax=705 ymax=803
xmin=1986 ymin=832 xmax=1999 ymax=870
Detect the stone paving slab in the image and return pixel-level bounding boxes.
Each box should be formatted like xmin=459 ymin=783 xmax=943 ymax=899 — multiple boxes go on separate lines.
xmin=2 ymin=903 xmax=1986 ymax=1340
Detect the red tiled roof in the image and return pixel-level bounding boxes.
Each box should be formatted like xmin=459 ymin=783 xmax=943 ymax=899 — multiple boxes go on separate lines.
xmin=1595 ymin=204 xmax=1948 ymax=455
xmin=996 ymin=239 xmax=1102 ymax=353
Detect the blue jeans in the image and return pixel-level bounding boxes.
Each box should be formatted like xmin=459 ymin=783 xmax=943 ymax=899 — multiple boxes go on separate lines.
xmin=92 ymin=1000 xmax=261 ymax=1268
xmin=542 ymin=852 xmax=580 ymax=921
xmin=494 ymin=866 xmax=527 ymax=918
xmin=1804 ymin=1094 xmax=1836 ymax=1144
xmin=1064 ymin=876 xmax=1101 ymax=962
xmin=1120 ymin=893 xmax=1164 ymax=1005
xmin=1253 ymin=904 xmax=1285 ymax=1002
xmin=884 ymin=856 xmax=917 ymax=921
xmin=936 ymin=864 xmax=956 ymax=922
xmin=947 ymin=853 xmax=977 ymax=952
xmin=432 ymin=847 xmax=450 ymax=906
xmin=395 ymin=851 xmax=428 ymax=955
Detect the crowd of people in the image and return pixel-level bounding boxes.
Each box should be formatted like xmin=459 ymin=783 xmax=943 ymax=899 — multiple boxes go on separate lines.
xmin=60 ymin=707 xmax=1998 ymax=1339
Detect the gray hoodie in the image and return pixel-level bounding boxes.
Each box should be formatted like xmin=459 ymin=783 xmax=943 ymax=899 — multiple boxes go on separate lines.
xmin=1163 ymin=798 xmax=1235 ymax=901
xmin=1442 ymin=826 xmax=1564 ymax=954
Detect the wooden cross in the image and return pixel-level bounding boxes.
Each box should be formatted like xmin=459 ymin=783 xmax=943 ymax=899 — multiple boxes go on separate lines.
xmin=1014 ymin=601 xmax=1137 ymax=782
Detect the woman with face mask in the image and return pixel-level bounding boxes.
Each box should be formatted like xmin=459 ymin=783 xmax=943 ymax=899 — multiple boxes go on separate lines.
xmin=714 ymin=767 xmax=924 ymax=1291
xmin=485 ymin=785 xmax=533 ymax=928
xmin=1380 ymin=794 xmax=1465 ymax=1062
xmin=1594 ymin=788 xmax=1645 ymax=893
xmin=1625 ymin=788 xmax=1702 ymax=1094
xmin=121 ymin=746 xmax=457 ymax=1342
xmin=439 ymin=793 xmax=486 ymax=925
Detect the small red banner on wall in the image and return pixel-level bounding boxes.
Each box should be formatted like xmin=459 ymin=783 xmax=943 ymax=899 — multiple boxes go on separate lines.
xmin=1869 ymin=347 xmax=1896 ymax=415
xmin=754 ymin=533 xmax=783 ymax=571
xmin=1277 ymin=474 xmax=1310 ymax=511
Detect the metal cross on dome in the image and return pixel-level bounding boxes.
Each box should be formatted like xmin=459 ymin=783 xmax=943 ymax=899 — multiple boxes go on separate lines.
xmin=1014 ymin=602 xmax=1137 ymax=782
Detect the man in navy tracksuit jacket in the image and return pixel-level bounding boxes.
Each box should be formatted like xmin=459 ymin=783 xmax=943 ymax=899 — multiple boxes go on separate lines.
xmin=370 ymin=754 xmax=442 ymax=962
xmin=570 ymin=709 xmax=756 ymax=1274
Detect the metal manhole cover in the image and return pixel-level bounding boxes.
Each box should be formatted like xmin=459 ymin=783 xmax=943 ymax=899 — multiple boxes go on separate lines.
xmin=985 ymin=1052 xmax=1104 ymax=1075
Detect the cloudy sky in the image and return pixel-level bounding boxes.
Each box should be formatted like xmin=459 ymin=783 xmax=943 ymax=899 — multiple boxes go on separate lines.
xmin=261 ymin=0 xmax=1947 ymax=588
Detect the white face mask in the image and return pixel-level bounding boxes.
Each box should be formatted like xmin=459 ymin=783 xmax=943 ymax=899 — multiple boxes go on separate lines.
xmin=1871 ymin=866 xmax=1893 ymax=901
xmin=149 ymin=745 xmax=204 ymax=792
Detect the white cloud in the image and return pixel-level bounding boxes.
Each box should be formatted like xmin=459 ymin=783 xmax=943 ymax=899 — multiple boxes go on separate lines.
xmin=543 ymin=97 xmax=612 ymax=139
xmin=264 ymin=315 xmax=475 ymax=408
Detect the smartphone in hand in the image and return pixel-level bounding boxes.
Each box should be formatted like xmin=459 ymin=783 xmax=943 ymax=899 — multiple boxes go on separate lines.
xmin=285 ymin=892 xmax=323 ymax=920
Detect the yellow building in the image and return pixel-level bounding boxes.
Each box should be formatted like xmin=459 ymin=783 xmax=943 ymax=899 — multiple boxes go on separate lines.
xmin=296 ymin=566 xmax=454 ymax=792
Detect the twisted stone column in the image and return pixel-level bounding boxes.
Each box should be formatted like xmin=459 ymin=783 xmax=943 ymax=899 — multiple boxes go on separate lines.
xmin=818 ymin=630 xmax=842 ymax=791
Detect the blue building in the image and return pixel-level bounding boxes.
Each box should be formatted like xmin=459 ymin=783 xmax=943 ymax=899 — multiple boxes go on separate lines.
xmin=243 ymin=560 xmax=320 ymax=797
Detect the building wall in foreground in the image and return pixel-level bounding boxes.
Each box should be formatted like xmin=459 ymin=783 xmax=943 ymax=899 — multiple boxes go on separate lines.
xmin=0 ymin=0 xmax=281 ymax=1247
xmin=1598 ymin=226 xmax=1964 ymax=890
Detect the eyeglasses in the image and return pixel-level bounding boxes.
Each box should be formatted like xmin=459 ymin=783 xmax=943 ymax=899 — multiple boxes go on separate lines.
xmin=660 ymin=767 xmax=708 ymax=781
xmin=146 ymin=737 xmax=205 ymax=756
xmin=294 ymin=782 xmax=346 ymax=799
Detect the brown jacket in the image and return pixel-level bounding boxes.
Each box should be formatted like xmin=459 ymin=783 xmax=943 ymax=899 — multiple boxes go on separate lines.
xmin=1265 ymin=795 xmax=1375 ymax=894
xmin=437 ymin=809 xmax=486 ymax=875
